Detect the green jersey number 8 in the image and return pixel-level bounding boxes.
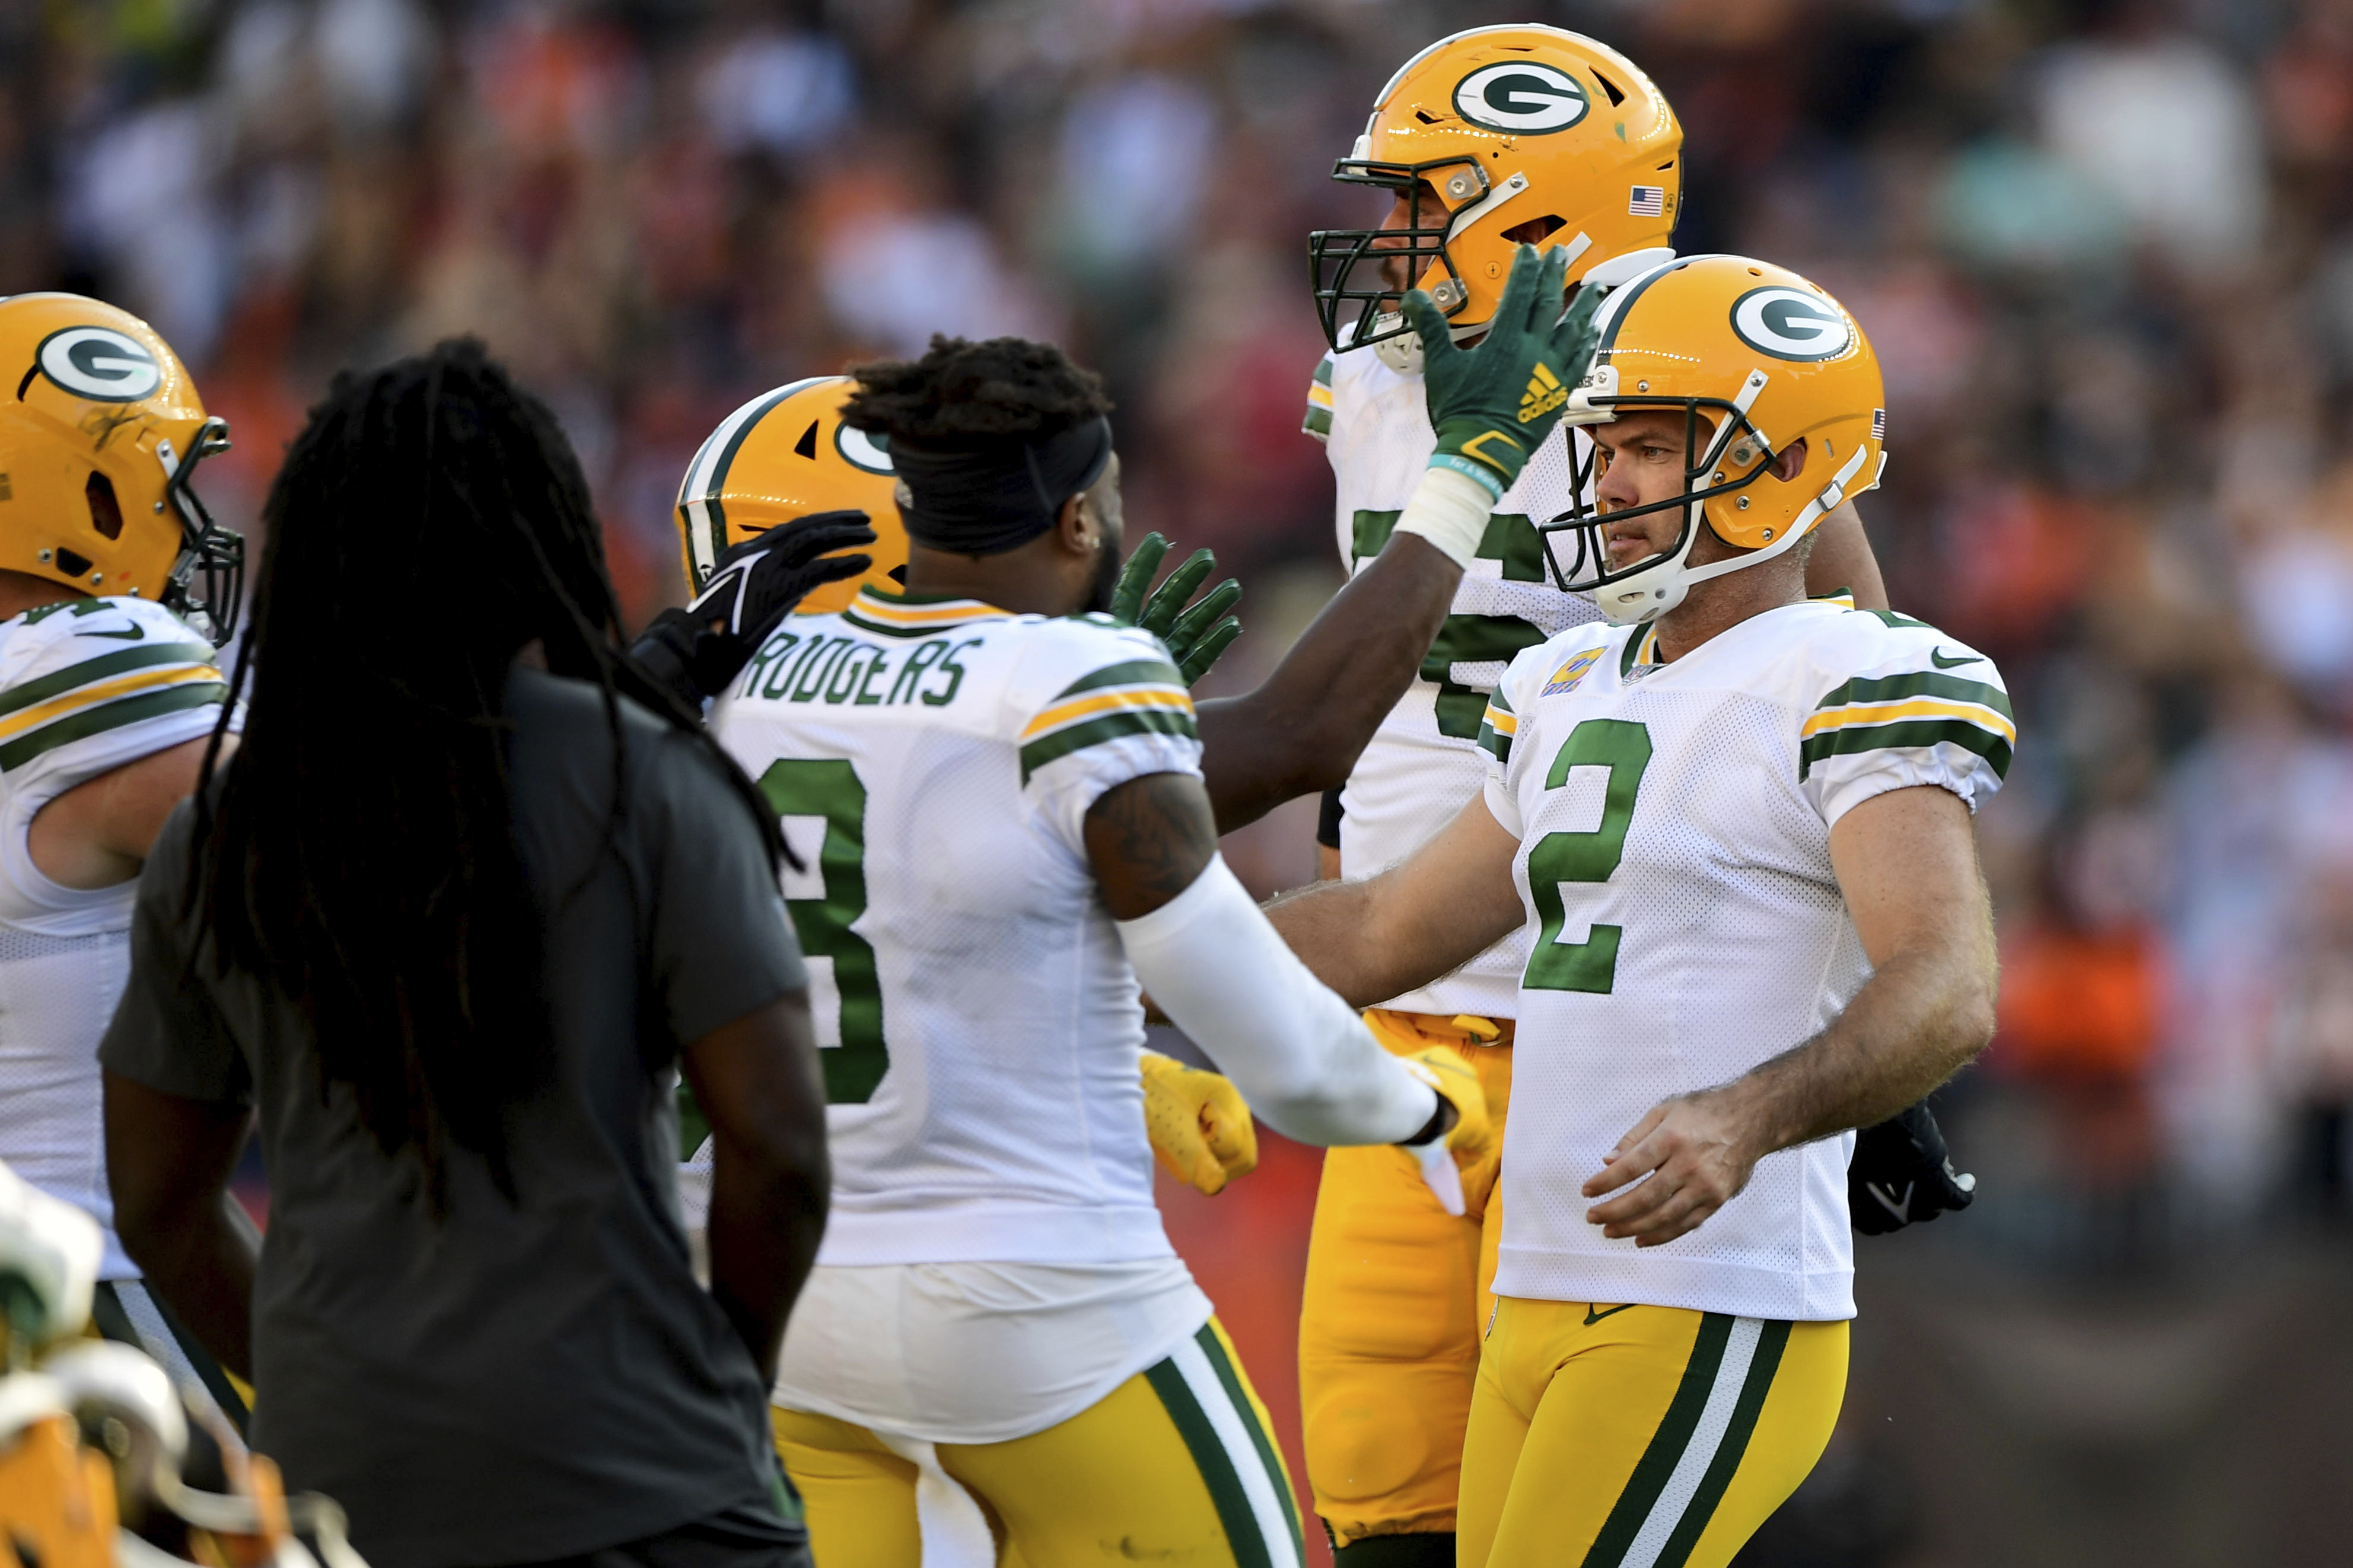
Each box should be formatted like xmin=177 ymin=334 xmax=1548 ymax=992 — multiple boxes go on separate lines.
xmin=762 ymin=757 xmax=889 ymax=1104
xmin=1521 ymin=718 xmax=1652 ymax=995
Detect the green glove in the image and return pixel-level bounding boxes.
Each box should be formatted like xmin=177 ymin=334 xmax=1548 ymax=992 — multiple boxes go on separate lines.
xmin=1405 ymin=243 xmax=1606 ymax=498
xmin=1110 ymin=532 xmax=1244 ymax=686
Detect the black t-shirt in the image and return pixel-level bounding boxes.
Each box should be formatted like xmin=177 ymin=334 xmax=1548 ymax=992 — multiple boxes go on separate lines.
xmin=101 ymin=668 xmax=807 ymax=1568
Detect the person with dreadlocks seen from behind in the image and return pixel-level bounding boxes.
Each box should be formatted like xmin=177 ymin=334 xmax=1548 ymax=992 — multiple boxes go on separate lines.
xmin=96 ymin=339 xmax=846 ymax=1568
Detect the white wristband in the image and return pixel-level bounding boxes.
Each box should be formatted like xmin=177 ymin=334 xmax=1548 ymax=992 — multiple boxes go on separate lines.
xmin=1393 ymin=465 xmax=1498 ymax=569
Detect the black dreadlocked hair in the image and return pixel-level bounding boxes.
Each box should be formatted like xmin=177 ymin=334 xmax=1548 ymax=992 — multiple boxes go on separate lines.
xmin=187 ymin=339 xmax=784 ymax=1203
xmin=839 ymin=334 xmax=1112 ymax=445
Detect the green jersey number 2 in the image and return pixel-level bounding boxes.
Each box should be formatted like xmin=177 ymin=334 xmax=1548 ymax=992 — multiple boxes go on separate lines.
xmin=1522 ymin=718 xmax=1652 ymax=995
xmin=761 ymin=757 xmax=889 ymax=1104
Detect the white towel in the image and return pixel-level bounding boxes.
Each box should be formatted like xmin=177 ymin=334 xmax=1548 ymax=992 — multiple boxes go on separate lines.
xmin=873 ymin=1432 xmax=995 ymax=1568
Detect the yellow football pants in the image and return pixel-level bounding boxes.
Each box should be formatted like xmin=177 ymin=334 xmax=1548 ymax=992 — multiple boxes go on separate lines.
xmin=774 ymin=1319 xmax=1306 ymax=1568
xmin=1459 ymin=1298 xmax=1848 ymax=1568
xmin=1300 ymin=1009 xmax=1514 ymax=1547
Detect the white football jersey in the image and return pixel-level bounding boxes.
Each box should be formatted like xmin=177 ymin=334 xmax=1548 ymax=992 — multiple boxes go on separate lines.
xmin=706 ymin=585 xmax=1200 ymax=1270
xmin=1308 ymin=346 xmax=1601 ymax=1018
xmin=0 ymin=597 xmax=230 ymax=1278
xmin=1478 ymin=600 xmax=2011 ymax=1320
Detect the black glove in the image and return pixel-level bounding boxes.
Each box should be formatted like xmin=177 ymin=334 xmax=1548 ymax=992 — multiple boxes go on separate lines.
xmin=1849 ymin=1100 xmax=1976 ymax=1235
xmin=633 ymin=511 xmax=875 ymax=708
xmin=1110 ymin=531 xmax=1243 ymax=686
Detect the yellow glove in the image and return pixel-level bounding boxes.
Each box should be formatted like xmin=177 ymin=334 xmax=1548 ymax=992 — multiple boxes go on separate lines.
xmin=1141 ymin=1050 xmax=1259 ymax=1196
xmin=1396 ymin=1044 xmax=1496 ymax=1216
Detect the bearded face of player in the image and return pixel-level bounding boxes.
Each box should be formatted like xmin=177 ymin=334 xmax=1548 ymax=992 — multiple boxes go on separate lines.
xmin=1590 ymin=410 xmax=1810 ymax=572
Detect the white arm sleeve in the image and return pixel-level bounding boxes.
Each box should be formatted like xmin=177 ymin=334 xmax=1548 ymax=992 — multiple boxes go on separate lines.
xmin=1115 ymin=855 xmax=1440 ymax=1147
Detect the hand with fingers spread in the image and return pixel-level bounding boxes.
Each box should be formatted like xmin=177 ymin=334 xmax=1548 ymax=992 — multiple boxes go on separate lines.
xmin=632 ymin=509 xmax=877 ymax=709
xmin=1580 ymin=1088 xmax=1762 ymax=1248
xmin=1110 ymin=531 xmax=1244 ymax=685
xmin=1408 ymin=242 xmax=1606 ymax=500
xmin=1141 ymin=1050 xmax=1259 ymax=1196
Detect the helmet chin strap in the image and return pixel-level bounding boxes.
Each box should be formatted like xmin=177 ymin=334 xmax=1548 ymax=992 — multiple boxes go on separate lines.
xmin=1593 ymin=431 xmax=1872 ymax=627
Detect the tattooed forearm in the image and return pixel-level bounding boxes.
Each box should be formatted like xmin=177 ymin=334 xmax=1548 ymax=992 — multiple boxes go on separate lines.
xmin=1084 ymin=771 xmax=1220 ymax=921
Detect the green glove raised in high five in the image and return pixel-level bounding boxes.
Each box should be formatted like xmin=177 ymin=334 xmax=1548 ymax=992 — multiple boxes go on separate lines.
xmin=1110 ymin=531 xmax=1244 ymax=686
xmin=1406 ymin=242 xmax=1605 ymax=499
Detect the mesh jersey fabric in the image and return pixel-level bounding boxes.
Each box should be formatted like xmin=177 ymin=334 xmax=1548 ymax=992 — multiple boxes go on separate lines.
xmin=706 ymin=587 xmax=1202 ymax=1270
xmin=1310 ymin=345 xmax=1601 ymax=1019
xmin=0 ymin=595 xmax=229 ymax=1278
xmin=1478 ymin=601 xmax=2012 ymax=1320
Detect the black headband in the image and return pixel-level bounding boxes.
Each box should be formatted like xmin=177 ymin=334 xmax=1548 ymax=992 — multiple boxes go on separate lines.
xmin=887 ymin=416 xmax=1114 ymax=556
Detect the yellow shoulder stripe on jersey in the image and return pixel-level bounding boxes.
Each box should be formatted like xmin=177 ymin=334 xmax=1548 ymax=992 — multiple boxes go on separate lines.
xmin=1800 ymin=669 xmax=2017 ymax=781
xmin=1801 ymin=696 xmax=2015 ymax=744
xmin=0 ymin=651 xmax=227 ymax=774
xmin=1020 ymin=657 xmax=1199 ymax=782
xmin=1306 ymin=383 xmax=1335 ymax=410
xmin=0 ymin=661 xmax=221 ymax=744
xmin=1482 ymin=705 xmax=1519 ymax=736
xmin=1021 ymin=685 xmax=1195 ymax=742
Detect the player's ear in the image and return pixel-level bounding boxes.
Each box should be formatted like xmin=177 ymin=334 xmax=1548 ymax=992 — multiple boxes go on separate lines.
xmin=1056 ymin=490 xmax=1095 ymax=556
xmin=1769 ymin=438 xmax=1808 ymax=482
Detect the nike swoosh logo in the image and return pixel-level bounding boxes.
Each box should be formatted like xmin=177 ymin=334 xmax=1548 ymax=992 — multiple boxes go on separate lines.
xmin=1929 ymin=648 xmax=1982 ymax=669
xmin=79 ymin=624 xmax=145 ymax=641
xmin=1868 ymin=1181 xmax=1915 ymax=1223
xmin=1583 ymin=1303 xmax=1636 ymax=1326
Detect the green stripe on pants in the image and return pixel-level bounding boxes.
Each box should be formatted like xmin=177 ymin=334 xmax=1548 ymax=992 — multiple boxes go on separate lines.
xmin=1579 ymin=1312 xmax=1735 ymax=1567
xmin=1193 ymin=1324 xmax=1304 ymax=1553
xmin=1145 ymin=1353 xmax=1273 ymax=1568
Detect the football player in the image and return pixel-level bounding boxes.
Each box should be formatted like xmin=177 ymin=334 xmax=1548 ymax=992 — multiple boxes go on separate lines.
xmin=654 ymin=375 xmax=1262 ymax=1196
xmin=1268 ymin=254 xmax=2004 ymax=1566
xmin=698 ymin=276 xmax=1596 ymax=1564
xmin=1295 ymin=28 xmax=1953 ymax=1560
xmin=0 ymin=294 xmax=247 ymax=1452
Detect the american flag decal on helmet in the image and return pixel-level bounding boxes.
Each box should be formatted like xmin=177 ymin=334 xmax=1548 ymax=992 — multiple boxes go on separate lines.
xmin=1871 ymin=407 xmax=1886 ymax=441
xmin=1628 ymin=186 xmax=1666 ymax=217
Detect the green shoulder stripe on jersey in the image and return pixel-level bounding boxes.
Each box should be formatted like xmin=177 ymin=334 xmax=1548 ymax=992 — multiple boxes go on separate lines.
xmin=1303 ymin=403 xmax=1332 ymax=439
xmin=1815 ymin=671 xmax=2012 ymax=722
xmin=1487 ymin=683 xmax=1515 ymax=715
xmin=1018 ymin=706 xmax=1197 ymax=785
xmin=0 ymin=641 xmax=217 ymax=719
xmin=1193 ymin=1325 xmax=1305 ymax=1552
xmin=1476 ymin=716 xmax=1512 ymax=763
xmin=1053 ymin=657 xmax=1185 ymax=701
xmin=1143 ymin=1356 xmax=1278 ymax=1568
xmin=1800 ymin=716 xmax=2014 ymax=782
xmin=0 ymin=683 xmax=228 ymax=773
xmin=1857 ymin=606 xmax=1932 ymax=630
xmin=1312 ymin=356 xmax=1333 ymax=387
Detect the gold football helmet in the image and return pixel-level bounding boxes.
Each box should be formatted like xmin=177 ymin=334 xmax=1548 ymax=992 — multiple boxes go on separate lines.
xmin=0 ymin=294 xmax=242 ymax=639
xmin=1310 ymin=26 xmax=1683 ymax=361
xmin=674 ymin=375 xmax=906 ymax=616
xmin=1539 ymin=254 xmax=1886 ymax=624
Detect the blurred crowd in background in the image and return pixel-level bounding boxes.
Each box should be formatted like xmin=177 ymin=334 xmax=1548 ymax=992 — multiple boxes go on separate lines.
xmin=9 ymin=0 xmax=2353 ymax=1276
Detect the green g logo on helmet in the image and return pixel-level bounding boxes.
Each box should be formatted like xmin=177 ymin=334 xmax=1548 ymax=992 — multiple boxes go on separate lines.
xmin=1728 ymin=287 xmax=1853 ymax=363
xmin=1452 ymin=62 xmax=1589 ymax=135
